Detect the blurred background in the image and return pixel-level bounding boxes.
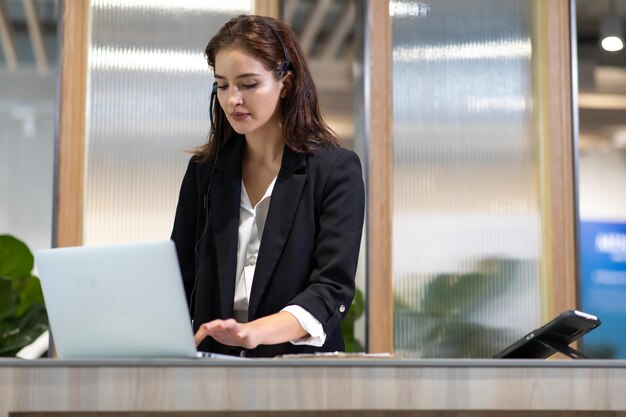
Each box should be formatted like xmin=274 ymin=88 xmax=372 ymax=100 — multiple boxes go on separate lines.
xmin=575 ymin=0 xmax=626 ymax=359
xmin=0 ymin=0 xmax=625 ymax=359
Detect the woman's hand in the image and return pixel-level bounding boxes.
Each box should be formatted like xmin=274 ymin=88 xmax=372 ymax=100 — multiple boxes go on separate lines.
xmin=194 ymin=319 xmax=260 ymax=349
xmin=194 ymin=311 xmax=309 ymax=349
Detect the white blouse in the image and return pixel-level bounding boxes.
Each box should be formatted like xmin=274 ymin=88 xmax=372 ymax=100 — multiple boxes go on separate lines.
xmin=233 ymin=177 xmax=326 ymax=347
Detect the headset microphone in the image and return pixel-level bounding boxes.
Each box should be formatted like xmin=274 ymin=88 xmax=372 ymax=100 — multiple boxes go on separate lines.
xmin=209 ymin=81 xmax=218 ymax=126
xmin=190 ymin=80 xmax=221 ymax=322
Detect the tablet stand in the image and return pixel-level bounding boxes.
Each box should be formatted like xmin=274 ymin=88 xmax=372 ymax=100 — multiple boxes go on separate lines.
xmin=535 ymin=338 xmax=589 ymax=359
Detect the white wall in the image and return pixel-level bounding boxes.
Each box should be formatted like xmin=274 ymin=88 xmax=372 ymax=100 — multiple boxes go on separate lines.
xmin=0 ymin=69 xmax=56 ymax=253
xmin=578 ymin=149 xmax=626 ymax=222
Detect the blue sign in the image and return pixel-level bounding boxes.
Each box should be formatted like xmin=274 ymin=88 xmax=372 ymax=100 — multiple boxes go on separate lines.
xmin=579 ymin=221 xmax=626 ymax=359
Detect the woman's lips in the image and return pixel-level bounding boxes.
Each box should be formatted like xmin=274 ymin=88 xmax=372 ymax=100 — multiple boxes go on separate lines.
xmin=230 ymin=112 xmax=250 ymax=121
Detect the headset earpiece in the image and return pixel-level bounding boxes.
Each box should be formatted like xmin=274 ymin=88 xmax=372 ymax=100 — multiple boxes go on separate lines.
xmin=276 ymin=61 xmax=291 ymax=73
xmin=262 ymin=18 xmax=292 ymax=73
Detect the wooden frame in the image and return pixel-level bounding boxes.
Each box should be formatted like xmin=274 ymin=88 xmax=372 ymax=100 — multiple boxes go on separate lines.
xmin=55 ymin=1 xmax=275 ymax=248
xmin=366 ymin=0 xmax=393 ymax=353
xmin=363 ymin=0 xmax=577 ymax=352
xmin=254 ymin=0 xmax=280 ymax=18
xmin=22 ymin=0 xmax=48 ymax=75
xmin=0 ymin=1 xmax=17 ymax=71
xmin=54 ymin=0 xmax=89 ymax=248
xmin=531 ymin=0 xmax=578 ymax=321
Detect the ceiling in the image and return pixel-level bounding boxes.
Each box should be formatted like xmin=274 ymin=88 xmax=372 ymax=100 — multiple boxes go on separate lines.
xmin=0 ymin=0 xmax=357 ymax=141
xmin=8 ymin=0 xmax=621 ymax=150
xmin=577 ymin=0 xmax=626 ymax=42
xmin=576 ymin=0 xmax=626 ymax=152
xmin=282 ymin=0 xmax=356 ymax=143
xmin=0 ymin=0 xmax=57 ymax=73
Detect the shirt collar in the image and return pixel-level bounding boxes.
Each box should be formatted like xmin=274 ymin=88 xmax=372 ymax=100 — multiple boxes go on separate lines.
xmin=241 ymin=176 xmax=277 ymax=214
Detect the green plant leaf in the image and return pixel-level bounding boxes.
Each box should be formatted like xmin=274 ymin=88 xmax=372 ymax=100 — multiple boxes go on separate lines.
xmin=0 ymin=304 xmax=48 ymax=356
xmin=0 ymin=235 xmax=34 ymax=279
xmin=343 ymin=337 xmax=365 ymax=353
xmin=393 ymin=258 xmax=533 ymax=358
xmin=340 ymin=287 xmax=365 ymax=352
xmin=0 ymin=235 xmax=49 ymax=356
xmin=0 ymin=278 xmax=18 ymax=322
xmin=345 ymin=287 xmax=364 ymax=321
xmin=15 ymin=275 xmax=46 ymax=317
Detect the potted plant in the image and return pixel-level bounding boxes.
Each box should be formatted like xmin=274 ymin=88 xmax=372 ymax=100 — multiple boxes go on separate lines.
xmin=0 ymin=235 xmax=48 ymax=356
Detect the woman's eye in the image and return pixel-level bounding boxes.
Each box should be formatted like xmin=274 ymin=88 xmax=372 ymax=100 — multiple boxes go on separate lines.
xmin=242 ymin=83 xmax=257 ymax=89
xmin=217 ymin=85 xmax=228 ymax=90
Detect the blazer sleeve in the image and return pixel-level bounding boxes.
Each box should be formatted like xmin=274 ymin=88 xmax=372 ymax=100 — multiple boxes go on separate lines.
xmin=288 ymin=149 xmax=365 ymax=334
xmin=170 ymin=158 xmax=199 ymax=304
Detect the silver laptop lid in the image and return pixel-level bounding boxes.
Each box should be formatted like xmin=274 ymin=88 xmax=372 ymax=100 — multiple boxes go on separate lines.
xmin=35 ymin=240 xmax=196 ymax=358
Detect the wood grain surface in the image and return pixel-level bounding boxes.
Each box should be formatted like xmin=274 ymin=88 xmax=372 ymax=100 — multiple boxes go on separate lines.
xmin=1 ymin=360 xmax=625 ymax=416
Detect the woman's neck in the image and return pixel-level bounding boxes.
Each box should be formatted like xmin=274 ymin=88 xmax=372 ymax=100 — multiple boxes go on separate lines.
xmin=244 ymin=124 xmax=284 ymax=165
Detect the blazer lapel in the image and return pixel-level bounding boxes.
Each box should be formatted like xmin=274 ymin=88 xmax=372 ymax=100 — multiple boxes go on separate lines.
xmin=210 ymin=136 xmax=244 ymax=318
xmin=248 ymin=147 xmax=307 ymax=320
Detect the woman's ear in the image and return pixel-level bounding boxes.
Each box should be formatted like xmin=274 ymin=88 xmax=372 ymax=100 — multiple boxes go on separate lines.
xmin=280 ymin=72 xmax=293 ymax=98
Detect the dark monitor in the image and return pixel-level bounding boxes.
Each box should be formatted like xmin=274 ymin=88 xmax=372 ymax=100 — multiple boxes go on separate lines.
xmin=493 ymin=310 xmax=601 ymax=359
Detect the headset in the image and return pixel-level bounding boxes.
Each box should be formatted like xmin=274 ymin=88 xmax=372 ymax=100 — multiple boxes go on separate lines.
xmin=188 ymin=18 xmax=292 ymax=322
xmin=263 ymin=19 xmax=293 ymax=73
xmin=189 ymin=81 xmax=220 ymax=322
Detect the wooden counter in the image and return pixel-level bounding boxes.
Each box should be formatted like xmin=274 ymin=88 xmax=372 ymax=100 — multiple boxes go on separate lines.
xmin=1 ymin=358 xmax=625 ymax=416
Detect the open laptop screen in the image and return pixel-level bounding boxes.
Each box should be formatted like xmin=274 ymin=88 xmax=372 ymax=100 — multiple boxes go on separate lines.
xmin=35 ymin=240 xmax=197 ymax=358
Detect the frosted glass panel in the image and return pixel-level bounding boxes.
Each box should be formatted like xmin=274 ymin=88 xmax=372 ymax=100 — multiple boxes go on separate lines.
xmin=392 ymin=0 xmax=542 ymax=357
xmin=0 ymin=71 xmax=56 ymax=253
xmin=0 ymin=0 xmax=58 ymax=253
xmin=85 ymin=1 xmax=252 ymax=244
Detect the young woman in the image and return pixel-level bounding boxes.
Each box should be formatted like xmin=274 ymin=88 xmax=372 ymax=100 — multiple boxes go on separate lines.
xmin=171 ymin=15 xmax=365 ymax=358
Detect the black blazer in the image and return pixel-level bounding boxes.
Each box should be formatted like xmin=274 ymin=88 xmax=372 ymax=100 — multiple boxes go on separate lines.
xmin=171 ymin=135 xmax=365 ymax=357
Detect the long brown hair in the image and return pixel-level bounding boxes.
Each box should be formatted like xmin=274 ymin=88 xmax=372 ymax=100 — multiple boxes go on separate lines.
xmin=193 ymin=15 xmax=338 ymax=163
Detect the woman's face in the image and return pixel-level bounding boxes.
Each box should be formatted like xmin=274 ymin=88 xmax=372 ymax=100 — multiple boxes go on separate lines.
xmin=214 ymin=47 xmax=286 ymax=137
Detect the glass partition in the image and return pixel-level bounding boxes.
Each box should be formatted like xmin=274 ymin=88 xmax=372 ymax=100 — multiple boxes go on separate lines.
xmin=391 ymin=0 xmax=542 ymax=357
xmin=84 ymin=1 xmax=252 ymax=244
xmin=0 ymin=0 xmax=58 ymax=253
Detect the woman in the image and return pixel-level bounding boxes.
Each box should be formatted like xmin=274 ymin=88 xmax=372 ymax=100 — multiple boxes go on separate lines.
xmin=171 ymin=15 xmax=364 ymax=358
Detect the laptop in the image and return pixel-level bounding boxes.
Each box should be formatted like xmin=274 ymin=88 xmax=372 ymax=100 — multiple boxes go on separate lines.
xmin=35 ymin=240 xmax=201 ymax=359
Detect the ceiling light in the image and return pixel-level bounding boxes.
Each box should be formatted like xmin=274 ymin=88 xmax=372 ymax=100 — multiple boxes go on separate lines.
xmin=600 ymin=2 xmax=624 ymax=52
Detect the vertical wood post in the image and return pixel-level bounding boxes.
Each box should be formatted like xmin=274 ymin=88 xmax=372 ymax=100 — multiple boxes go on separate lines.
xmin=532 ymin=0 xmax=578 ymax=320
xmin=54 ymin=0 xmax=89 ymax=249
xmin=366 ymin=0 xmax=393 ymax=353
